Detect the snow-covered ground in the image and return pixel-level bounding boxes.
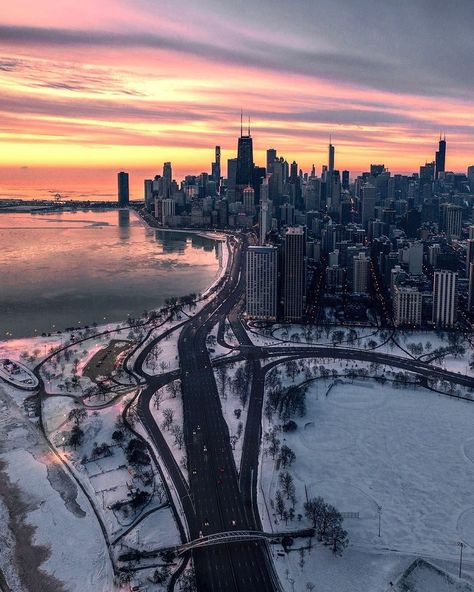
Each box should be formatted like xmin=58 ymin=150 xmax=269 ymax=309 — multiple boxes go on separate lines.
xmin=214 ymin=360 xmax=250 ymax=469
xmin=246 ymin=324 xmax=474 ymax=379
xmin=143 ymin=325 xmax=182 ymax=374
xmin=258 ymin=367 xmax=474 ymax=591
xmin=0 ymin=384 xmax=116 ymax=592
xmin=149 ymin=381 xmax=187 ymax=480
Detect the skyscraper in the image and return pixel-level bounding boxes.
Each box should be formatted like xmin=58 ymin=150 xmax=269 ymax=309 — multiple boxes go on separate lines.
xmin=243 ymin=186 xmax=255 ymax=215
xmin=342 ymin=170 xmax=350 ymax=190
xmin=117 ymin=171 xmax=129 ymax=207
xmin=432 ymin=270 xmax=457 ymax=327
xmin=259 ymin=178 xmax=270 ymax=245
xmin=227 ymin=158 xmax=238 ymax=192
xmin=435 ymin=135 xmax=446 ymax=179
xmin=246 ymin=246 xmax=278 ymax=320
xmin=162 ymin=162 xmax=172 ymax=198
xmin=361 ymin=183 xmax=376 ymax=227
xmin=440 ymin=203 xmax=462 ymax=238
xmin=283 ymin=226 xmax=306 ymax=321
xmin=327 ymin=140 xmax=335 ymax=200
xmin=236 ymin=115 xmax=254 ymax=188
xmin=266 ymin=148 xmax=277 ymax=175
xmin=144 ymin=179 xmax=153 ymax=209
xmin=212 ymin=145 xmax=221 ymax=188
xmin=353 ymin=253 xmax=370 ymax=294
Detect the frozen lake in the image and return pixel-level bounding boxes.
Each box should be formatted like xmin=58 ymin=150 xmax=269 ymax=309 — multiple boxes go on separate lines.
xmin=0 ymin=209 xmax=221 ymax=338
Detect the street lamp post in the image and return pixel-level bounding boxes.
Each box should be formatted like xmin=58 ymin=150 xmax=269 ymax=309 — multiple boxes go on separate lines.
xmin=377 ymin=505 xmax=382 ymax=537
xmin=457 ymin=541 xmax=464 ymax=579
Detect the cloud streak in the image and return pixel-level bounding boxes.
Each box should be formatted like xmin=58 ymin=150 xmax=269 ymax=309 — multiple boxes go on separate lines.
xmin=0 ymin=0 xmax=473 ymax=200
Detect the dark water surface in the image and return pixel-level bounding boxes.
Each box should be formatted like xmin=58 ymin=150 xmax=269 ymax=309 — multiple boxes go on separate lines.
xmin=0 ymin=210 xmax=221 ymax=339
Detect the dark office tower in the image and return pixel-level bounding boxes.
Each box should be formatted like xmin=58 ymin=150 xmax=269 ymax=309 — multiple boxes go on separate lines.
xmin=290 ymin=161 xmax=298 ymax=183
xmin=227 ymin=158 xmax=238 ymax=190
xmin=236 ymin=115 xmax=254 ymax=187
xmin=310 ymin=164 xmax=316 ymax=178
xmin=211 ymin=145 xmax=221 ymax=186
xmin=267 ymin=148 xmax=277 ymax=175
xmin=361 ymin=183 xmax=376 ymax=228
xmin=435 ymin=135 xmax=446 ymax=179
xmin=162 ymin=162 xmax=172 ymax=198
xmin=117 ymin=171 xmax=129 ymax=207
xmin=370 ymin=164 xmax=385 ymax=177
xmin=327 ymin=140 xmax=335 ymax=200
xmin=342 ymin=170 xmax=350 ymax=190
xmin=283 ymin=226 xmax=306 ymax=321
xmin=404 ymin=209 xmax=421 ymax=238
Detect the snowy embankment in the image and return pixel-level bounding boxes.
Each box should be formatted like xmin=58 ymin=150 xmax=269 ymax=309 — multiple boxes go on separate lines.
xmin=257 ymin=359 xmax=474 ymax=592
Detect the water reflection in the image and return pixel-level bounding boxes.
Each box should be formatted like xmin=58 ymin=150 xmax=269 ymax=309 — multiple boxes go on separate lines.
xmin=118 ymin=209 xmax=130 ymax=240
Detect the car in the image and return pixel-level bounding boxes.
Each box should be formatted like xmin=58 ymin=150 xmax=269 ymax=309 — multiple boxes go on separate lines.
xmin=199 ymin=530 xmax=203 ymax=538
xmin=192 ymin=468 xmax=197 ymax=475
xmin=231 ymin=519 xmax=236 ymax=527
xmin=218 ymin=467 xmax=224 ymax=473
xmin=203 ymin=445 xmax=207 ymax=453
xmin=204 ymin=519 xmax=210 ymax=527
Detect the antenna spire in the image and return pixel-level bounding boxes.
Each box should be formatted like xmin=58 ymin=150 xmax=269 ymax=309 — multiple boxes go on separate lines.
xmin=248 ymin=114 xmax=251 ymax=136
xmin=240 ymin=109 xmax=243 ymax=137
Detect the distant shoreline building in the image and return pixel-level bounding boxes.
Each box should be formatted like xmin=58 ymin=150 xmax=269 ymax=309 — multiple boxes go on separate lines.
xmin=117 ymin=171 xmax=129 ymax=207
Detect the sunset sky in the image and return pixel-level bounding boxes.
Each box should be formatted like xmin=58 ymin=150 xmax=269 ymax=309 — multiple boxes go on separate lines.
xmin=0 ymin=0 xmax=473 ymax=199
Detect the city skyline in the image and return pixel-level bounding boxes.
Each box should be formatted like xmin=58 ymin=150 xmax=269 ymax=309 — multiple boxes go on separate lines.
xmin=1 ymin=0 xmax=473 ymax=198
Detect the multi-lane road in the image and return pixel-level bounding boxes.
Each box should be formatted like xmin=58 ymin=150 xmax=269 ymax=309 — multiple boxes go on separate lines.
xmin=132 ymin=231 xmax=474 ymax=592
xmin=135 ymin=234 xmax=279 ymax=591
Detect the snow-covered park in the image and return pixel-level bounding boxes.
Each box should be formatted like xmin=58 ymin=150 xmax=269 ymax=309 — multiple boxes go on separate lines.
xmin=258 ymin=362 xmax=474 ymax=592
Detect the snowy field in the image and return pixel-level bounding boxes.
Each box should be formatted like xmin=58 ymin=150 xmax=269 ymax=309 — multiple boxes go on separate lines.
xmin=0 ymin=384 xmax=116 ymax=592
xmin=259 ymin=373 xmax=474 ymax=591
xmin=214 ymin=360 xmax=251 ymax=469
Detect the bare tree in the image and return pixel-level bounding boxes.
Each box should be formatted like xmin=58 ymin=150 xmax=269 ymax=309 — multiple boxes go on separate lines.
xmin=279 ymin=471 xmax=296 ymax=501
xmin=161 ymin=408 xmax=174 ymax=431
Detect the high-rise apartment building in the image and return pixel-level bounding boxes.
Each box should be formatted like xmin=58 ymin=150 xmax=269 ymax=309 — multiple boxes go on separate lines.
xmin=353 ymin=253 xmax=370 ymax=294
xmin=283 ymin=227 xmax=306 ymax=321
xmin=432 ymin=270 xmax=457 ymax=327
xmin=393 ymin=285 xmax=422 ymax=327
xmin=246 ymin=246 xmax=278 ymax=320
xmin=440 ymin=203 xmax=462 ymax=238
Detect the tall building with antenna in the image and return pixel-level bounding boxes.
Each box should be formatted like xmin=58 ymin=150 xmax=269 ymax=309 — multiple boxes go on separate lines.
xmin=435 ymin=134 xmax=446 ymax=179
xmin=236 ymin=112 xmax=254 ymax=189
xmin=327 ymin=138 xmax=335 ymax=201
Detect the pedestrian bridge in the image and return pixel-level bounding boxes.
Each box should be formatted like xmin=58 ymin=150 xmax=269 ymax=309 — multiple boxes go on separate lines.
xmin=177 ymin=528 xmax=314 ymax=555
